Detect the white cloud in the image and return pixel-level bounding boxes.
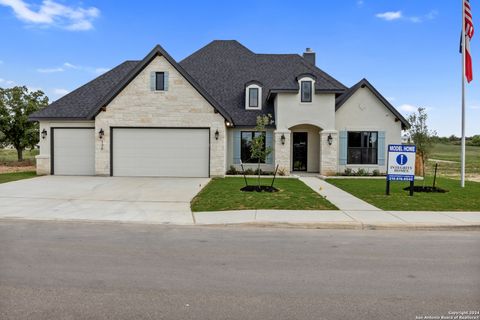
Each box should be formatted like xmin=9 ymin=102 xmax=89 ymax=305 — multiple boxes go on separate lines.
xmin=36 ymin=67 xmax=64 ymax=73
xmin=0 ymin=78 xmax=15 ymax=86
xmin=63 ymin=62 xmax=80 ymax=69
xmin=376 ymin=11 xmax=402 ymax=21
xmin=0 ymin=0 xmax=100 ymax=31
xmin=399 ymin=104 xmax=417 ymax=113
xmin=376 ymin=9 xmax=438 ymax=23
xmin=52 ymin=88 xmax=69 ymax=96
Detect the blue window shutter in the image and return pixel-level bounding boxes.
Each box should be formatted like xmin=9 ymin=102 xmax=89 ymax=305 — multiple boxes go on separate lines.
xmin=150 ymin=72 xmax=156 ymax=91
xmin=233 ymin=130 xmax=241 ymax=164
xmin=378 ymin=131 xmax=386 ymax=165
xmin=164 ymin=71 xmax=169 ymax=91
xmin=339 ymin=131 xmax=347 ymax=165
xmin=265 ymin=131 xmax=273 ymax=164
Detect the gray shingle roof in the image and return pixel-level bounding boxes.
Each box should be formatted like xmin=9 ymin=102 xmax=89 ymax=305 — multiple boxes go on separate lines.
xmin=180 ymin=40 xmax=346 ymax=126
xmin=29 ymin=61 xmax=139 ymax=120
xmin=30 ymin=40 xmax=347 ymax=126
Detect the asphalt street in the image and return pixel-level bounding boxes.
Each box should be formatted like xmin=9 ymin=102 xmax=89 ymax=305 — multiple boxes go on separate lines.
xmin=1 ymin=220 xmax=479 ymax=319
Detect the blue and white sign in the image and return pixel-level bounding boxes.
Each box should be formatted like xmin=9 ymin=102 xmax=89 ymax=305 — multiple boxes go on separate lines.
xmin=387 ymin=144 xmax=416 ymax=181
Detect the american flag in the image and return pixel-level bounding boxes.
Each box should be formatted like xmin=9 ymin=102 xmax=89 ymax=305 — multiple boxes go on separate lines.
xmin=463 ymin=0 xmax=474 ymax=83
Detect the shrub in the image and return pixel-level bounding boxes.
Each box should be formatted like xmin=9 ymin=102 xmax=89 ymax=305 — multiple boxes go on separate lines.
xmin=344 ymin=168 xmax=353 ymax=176
xmin=356 ymin=168 xmax=368 ymax=176
xmin=372 ymin=169 xmax=380 ymax=176
xmin=244 ymin=168 xmax=255 ymax=175
xmin=226 ymin=165 xmax=238 ymax=175
xmin=277 ymin=167 xmax=287 ymax=176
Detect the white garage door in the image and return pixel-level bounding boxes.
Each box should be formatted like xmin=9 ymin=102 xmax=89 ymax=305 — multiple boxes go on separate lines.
xmin=112 ymin=128 xmax=210 ymax=177
xmin=53 ymin=128 xmax=95 ymax=175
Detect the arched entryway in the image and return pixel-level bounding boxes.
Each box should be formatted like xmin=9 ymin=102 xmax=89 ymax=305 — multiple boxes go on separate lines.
xmin=288 ymin=124 xmax=322 ymax=173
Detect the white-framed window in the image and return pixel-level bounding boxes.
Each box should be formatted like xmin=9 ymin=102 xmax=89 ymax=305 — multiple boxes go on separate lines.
xmin=301 ymin=80 xmax=312 ymax=102
xmin=245 ymin=84 xmax=262 ymax=110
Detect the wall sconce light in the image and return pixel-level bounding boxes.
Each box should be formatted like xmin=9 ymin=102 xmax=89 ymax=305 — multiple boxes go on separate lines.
xmin=281 ymin=134 xmax=286 ymax=145
xmin=99 ymin=128 xmax=104 ymax=140
xmin=41 ymin=129 xmax=47 ymax=140
xmin=215 ymin=129 xmax=219 ymax=140
xmin=327 ymin=134 xmax=333 ymax=146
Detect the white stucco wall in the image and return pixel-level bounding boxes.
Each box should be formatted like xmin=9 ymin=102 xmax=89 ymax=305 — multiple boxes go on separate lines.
xmin=275 ymin=92 xmax=336 ymax=131
xmin=36 ymin=121 xmax=95 ymax=175
xmin=335 ymin=86 xmax=403 ymax=174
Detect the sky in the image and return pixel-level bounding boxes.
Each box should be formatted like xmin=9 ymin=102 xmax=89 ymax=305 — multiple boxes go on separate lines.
xmin=0 ymin=0 xmax=478 ymax=136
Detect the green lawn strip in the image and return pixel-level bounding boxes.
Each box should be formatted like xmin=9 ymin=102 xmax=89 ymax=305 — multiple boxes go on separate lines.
xmin=0 ymin=171 xmax=37 ymax=184
xmin=327 ymin=177 xmax=480 ymax=211
xmin=191 ymin=177 xmax=337 ymax=212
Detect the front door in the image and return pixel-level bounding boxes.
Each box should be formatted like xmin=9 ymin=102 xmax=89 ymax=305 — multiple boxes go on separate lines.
xmin=292 ymin=132 xmax=308 ymax=171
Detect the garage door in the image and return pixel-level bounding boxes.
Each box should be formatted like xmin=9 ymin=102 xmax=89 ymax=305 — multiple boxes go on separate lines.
xmin=112 ymin=128 xmax=210 ymax=177
xmin=52 ymin=128 xmax=95 ymax=175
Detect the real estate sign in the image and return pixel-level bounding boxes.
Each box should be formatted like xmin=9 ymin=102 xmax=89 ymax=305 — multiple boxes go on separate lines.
xmin=386 ymin=144 xmax=416 ymax=182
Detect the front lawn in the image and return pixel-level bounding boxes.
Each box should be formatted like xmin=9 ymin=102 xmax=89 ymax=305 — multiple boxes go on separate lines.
xmin=327 ymin=177 xmax=480 ymax=211
xmin=191 ymin=177 xmax=337 ymax=212
xmin=0 ymin=171 xmax=37 ymax=184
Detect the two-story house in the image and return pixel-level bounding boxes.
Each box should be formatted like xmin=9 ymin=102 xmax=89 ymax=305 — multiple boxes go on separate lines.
xmin=30 ymin=40 xmax=409 ymax=177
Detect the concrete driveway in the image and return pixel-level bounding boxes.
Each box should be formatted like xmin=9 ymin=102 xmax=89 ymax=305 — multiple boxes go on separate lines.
xmin=0 ymin=176 xmax=210 ymax=224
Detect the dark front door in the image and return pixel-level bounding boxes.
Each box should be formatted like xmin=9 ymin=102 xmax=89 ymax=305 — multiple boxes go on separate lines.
xmin=292 ymin=132 xmax=308 ymax=171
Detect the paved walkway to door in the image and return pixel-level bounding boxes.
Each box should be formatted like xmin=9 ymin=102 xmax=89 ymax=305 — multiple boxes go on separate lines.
xmin=299 ymin=176 xmax=381 ymax=211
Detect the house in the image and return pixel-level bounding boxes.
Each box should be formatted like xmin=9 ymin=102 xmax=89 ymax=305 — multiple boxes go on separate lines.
xmin=30 ymin=41 xmax=409 ymax=177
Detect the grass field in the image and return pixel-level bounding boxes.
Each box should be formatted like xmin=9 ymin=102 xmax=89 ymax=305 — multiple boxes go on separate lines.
xmin=327 ymin=177 xmax=480 ymax=211
xmin=0 ymin=148 xmax=38 ymax=166
xmin=0 ymin=171 xmax=37 ymax=184
xmin=191 ymin=177 xmax=337 ymax=212
xmin=426 ymin=143 xmax=480 ymax=180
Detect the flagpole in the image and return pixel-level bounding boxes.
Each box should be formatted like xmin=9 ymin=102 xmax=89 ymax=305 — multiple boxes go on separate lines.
xmin=461 ymin=0 xmax=466 ymax=188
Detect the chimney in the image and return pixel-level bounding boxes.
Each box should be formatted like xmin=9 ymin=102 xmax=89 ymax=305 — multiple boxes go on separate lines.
xmin=303 ymin=48 xmax=316 ymax=65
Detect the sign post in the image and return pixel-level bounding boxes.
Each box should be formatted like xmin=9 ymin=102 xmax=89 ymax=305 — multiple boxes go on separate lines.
xmin=386 ymin=144 xmax=416 ymax=196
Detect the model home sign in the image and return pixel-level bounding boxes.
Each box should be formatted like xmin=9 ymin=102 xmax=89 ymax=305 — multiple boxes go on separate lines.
xmin=387 ymin=144 xmax=416 ymax=181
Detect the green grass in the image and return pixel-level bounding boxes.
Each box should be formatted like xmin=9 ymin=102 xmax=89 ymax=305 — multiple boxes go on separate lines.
xmin=0 ymin=171 xmax=37 ymax=184
xmin=191 ymin=177 xmax=337 ymax=212
xmin=327 ymin=177 xmax=480 ymax=211
xmin=0 ymin=148 xmax=38 ymax=166
xmin=427 ymin=143 xmax=480 ymax=178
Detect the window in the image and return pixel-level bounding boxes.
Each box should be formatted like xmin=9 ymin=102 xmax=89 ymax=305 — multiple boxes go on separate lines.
xmin=249 ymin=87 xmax=259 ymax=108
xmin=155 ymin=72 xmax=165 ymax=91
xmin=241 ymin=131 xmax=266 ymax=163
xmin=301 ymin=81 xmax=312 ymax=102
xmin=347 ymin=131 xmax=378 ymax=164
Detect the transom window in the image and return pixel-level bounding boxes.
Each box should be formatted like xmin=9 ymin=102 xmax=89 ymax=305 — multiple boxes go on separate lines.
xmin=155 ymin=72 xmax=165 ymax=91
xmin=249 ymin=87 xmax=259 ymax=108
xmin=347 ymin=131 xmax=378 ymax=164
xmin=301 ymin=81 xmax=312 ymax=102
xmin=241 ymin=131 xmax=266 ymax=163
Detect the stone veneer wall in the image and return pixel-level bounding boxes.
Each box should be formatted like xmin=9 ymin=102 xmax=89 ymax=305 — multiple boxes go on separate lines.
xmin=274 ymin=130 xmax=291 ymax=175
xmin=95 ymin=55 xmax=227 ymax=176
xmin=320 ymin=130 xmax=338 ymax=175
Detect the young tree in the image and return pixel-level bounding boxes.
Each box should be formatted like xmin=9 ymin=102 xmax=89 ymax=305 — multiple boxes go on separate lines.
xmin=250 ymin=114 xmax=273 ymax=188
xmin=0 ymin=86 xmax=49 ymax=161
xmin=407 ymin=107 xmax=437 ymax=183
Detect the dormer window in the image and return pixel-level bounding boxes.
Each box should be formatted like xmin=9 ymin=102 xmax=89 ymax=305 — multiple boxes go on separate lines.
xmin=245 ymin=83 xmax=262 ymax=110
xmin=249 ymin=88 xmax=259 ymax=108
xmin=301 ymin=80 xmax=312 ymax=102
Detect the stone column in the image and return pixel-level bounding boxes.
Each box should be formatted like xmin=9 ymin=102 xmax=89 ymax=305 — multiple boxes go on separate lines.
xmin=319 ymin=130 xmax=338 ymax=176
xmin=274 ymin=130 xmax=291 ymax=175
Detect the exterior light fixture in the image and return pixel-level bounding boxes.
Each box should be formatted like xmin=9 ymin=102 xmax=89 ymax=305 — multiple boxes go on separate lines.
xmin=327 ymin=134 xmax=333 ymax=146
xmin=99 ymin=128 xmax=104 ymax=140
xmin=215 ymin=129 xmax=219 ymax=140
xmin=41 ymin=129 xmax=47 ymax=140
xmin=281 ymin=134 xmax=286 ymax=145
